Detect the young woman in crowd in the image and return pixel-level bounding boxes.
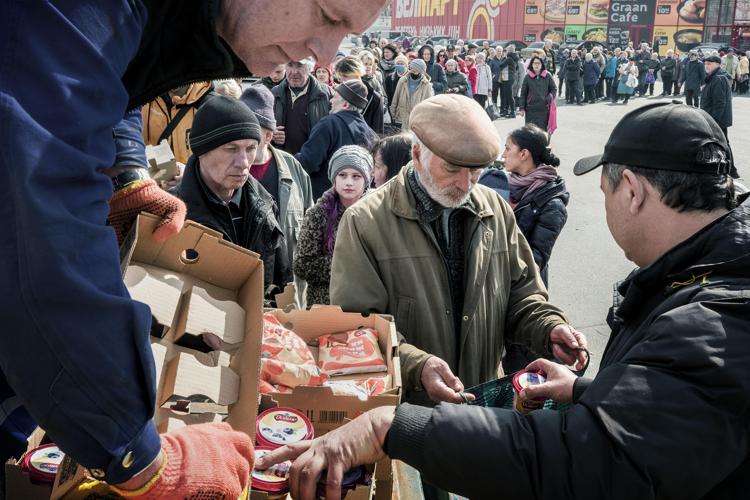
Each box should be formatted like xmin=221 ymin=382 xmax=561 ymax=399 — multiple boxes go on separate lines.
xmin=464 ymin=54 xmax=478 ymax=97
xmin=314 ymin=63 xmax=334 ymax=88
xmin=436 ymin=49 xmax=448 ymax=69
xmin=390 ymin=58 xmax=433 ymax=130
xmin=359 ymin=50 xmax=386 ymax=101
xmin=444 ymin=59 xmax=469 ymax=96
xmin=371 ymin=133 xmax=412 ymax=188
xmin=502 ymin=124 xmax=568 ymax=287
xmin=294 ymin=146 xmax=373 ymax=306
xmin=380 ymin=43 xmax=400 ymax=104
xmin=473 ymin=52 xmax=493 ymax=108
xmin=614 ymin=58 xmax=639 ymax=104
xmin=519 ymin=55 xmax=556 ymax=130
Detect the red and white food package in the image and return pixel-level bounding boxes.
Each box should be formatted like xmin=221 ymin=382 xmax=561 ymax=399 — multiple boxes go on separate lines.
xmin=317 ymin=328 xmax=387 ymax=376
xmin=261 ymin=313 xmax=327 ymax=388
xmin=323 ymin=376 xmax=389 ymax=401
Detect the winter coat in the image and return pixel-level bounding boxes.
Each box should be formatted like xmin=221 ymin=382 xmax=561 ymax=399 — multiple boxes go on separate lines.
xmin=387 ymin=193 xmax=750 ymax=500
xmin=673 ymin=57 xmax=683 ymax=83
xmin=293 ymin=189 xmax=347 ymax=306
xmin=390 ymin=75 xmax=434 ymax=130
xmin=544 ymin=47 xmax=557 ymax=74
xmin=513 ymin=177 xmax=569 ymax=286
xmin=583 ymin=60 xmax=601 ymax=86
xmin=684 ymin=59 xmax=706 ymax=91
xmin=604 ymin=56 xmax=619 ymax=78
xmin=267 ymin=146 xmax=315 ymax=271
xmin=466 ymin=65 xmax=479 ymax=93
xmin=272 ymin=77 xmax=333 ymax=150
xmin=330 ymin=165 xmax=567 ymax=403
xmin=592 ymin=53 xmax=606 ymax=75
xmin=644 ymin=59 xmax=661 ymax=79
xmin=617 ymin=64 xmax=639 ymax=95
xmin=445 ymin=70 xmax=469 ymax=95
xmin=361 ymin=76 xmax=386 ymax=134
xmin=564 ymin=57 xmax=582 ymax=81
xmin=498 ymin=52 xmax=520 ymax=82
xmin=141 ymin=82 xmax=215 ymax=164
xmin=258 ymin=76 xmax=284 ymax=91
xmin=475 ymin=62 xmax=493 ymax=96
xmin=418 ymin=46 xmax=448 ymax=94
xmin=172 ymin=155 xmax=291 ymax=290
xmin=489 ymin=57 xmax=502 ymax=82
xmin=722 ymin=55 xmax=739 ymax=80
xmin=701 ymin=68 xmax=733 ymax=128
xmin=660 ymin=57 xmax=676 ymax=79
xmin=295 ymin=110 xmax=377 ymax=199
xmin=520 ymin=70 xmax=557 ymax=131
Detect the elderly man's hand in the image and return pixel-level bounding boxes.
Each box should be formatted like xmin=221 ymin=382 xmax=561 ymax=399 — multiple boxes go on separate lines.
xmin=272 ymin=126 xmax=286 ymax=146
xmin=549 ymin=324 xmax=589 ymax=371
xmin=520 ymin=358 xmax=577 ymax=403
xmin=420 ymin=356 xmax=475 ymax=404
xmin=255 ymin=406 xmax=395 ymax=500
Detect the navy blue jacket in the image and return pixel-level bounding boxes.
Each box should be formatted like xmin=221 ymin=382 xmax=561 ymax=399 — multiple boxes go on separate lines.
xmin=583 ymin=60 xmax=601 ymax=86
xmin=0 ymin=0 xmax=252 ymax=484
xmin=684 ymin=59 xmax=707 ymax=91
xmin=513 ymin=177 xmax=569 ymax=286
xmin=295 ymin=110 xmax=377 ymax=199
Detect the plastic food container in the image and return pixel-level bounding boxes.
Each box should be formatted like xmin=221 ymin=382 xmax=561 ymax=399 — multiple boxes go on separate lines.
xmin=252 ymin=447 xmax=291 ymax=497
xmin=316 ymin=465 xmax=370 ymax=499
xmin=512 ymin=370 xmax=547 ymax=414
xmin=256 ymin=407 xmax=314 ymax=449
xmin=22 ymin=444 xmax=65 ymax=484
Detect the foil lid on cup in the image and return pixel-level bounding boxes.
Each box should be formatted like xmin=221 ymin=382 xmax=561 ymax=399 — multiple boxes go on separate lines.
xmin=256 ymin=407 xmax=314 ymax=449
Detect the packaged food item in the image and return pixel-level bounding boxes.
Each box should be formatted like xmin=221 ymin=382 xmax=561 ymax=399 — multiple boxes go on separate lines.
xmin=252 ymin=446 xmax=291 ymax=497
xmin=262 ymin=313 xmax=327 ymax=388
xmin=22 ymin=444 xmax=65 ymax=484
xmin=315 ymin=465 xmax=371 ymax=499
xmin=323 ymin=376 xmax=389 ymax=401
xmin=317 ymin=328 xmax=387 ymax=376
xmin=256 ymin=407 xmax=314 ymax=449
xmin=512 ymin=370 xmax=547 ymax=414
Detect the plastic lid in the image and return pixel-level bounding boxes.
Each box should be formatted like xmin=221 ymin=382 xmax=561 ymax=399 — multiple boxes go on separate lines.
xmin=22 ymin=444 xmax=65 ymax=484
xmin=252 ymin=447 xmax=291 ymax=493
xmin=512 ymin=370 xmax=546 ymax=396
xmin=256 ymin=407 xmax=314 ymax=449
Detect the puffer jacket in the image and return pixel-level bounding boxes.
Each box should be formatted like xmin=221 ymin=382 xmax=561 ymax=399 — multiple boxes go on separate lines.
xmin=475 ymin=62 xmax=493 ymax=96
xmin=445 ymin=70 xmax=469 ymax=95
xmin=141 ymin=82 xmax=214 ymax=164
xmin=330 ymin=165 xmax=567 ymax=404
xmin=293 ymin=188 xmax=354 ymax=306
xmin=583 ymin=60 xmax=601 ymax=85
xmin=390 ymin=75 xmax=434 ymax=130
xmin=418 ymin=45 xmax=448 ymax=94
xmin=513 ymin=177 xmax=569 ymax=286
xmin=386 ymin=193 xmax=750 ymax=500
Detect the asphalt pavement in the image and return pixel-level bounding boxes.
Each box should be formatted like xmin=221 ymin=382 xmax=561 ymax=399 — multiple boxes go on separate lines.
xmin=493 ymin=85 xmax=749 ymax=375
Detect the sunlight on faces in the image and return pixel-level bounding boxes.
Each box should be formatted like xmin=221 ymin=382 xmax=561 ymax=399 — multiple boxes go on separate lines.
xmin=414 ymin=143 xmax=482 ymax=208
xmin=219 ymin=0 xmax=387 ymax=75
xmin=334 ymin=167 xmax=367 ymax=206
xmin=199 ymin=139 xmax=258 ymax=192
xmin=285 ymin=61 xmax=311 ymax=87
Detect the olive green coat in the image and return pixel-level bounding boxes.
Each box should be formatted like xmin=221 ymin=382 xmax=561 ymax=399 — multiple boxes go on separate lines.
xmin=330 ymin=166 xmax=567 ymax=403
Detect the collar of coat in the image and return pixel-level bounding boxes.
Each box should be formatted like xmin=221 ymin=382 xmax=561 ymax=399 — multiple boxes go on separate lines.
xmin=387 ymin=163 xmax=494 ymax=221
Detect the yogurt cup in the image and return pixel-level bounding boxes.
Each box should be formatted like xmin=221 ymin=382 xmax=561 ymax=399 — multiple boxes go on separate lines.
xmin=256 ymin=407 xmax=314 ymax=449
xmin=252 ymin=447 xmax=291 ymax=496
xmin=22 ymin=444 xmax=65 ymax=484
xmin=512 ymin=370 xmax=547 ymax=414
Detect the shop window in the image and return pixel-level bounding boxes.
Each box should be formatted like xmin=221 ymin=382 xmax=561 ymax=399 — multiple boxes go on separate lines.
xmin=706 ymin=0 xmax=721 ymax=25
xmin=706 ymin=25 xmax=733 ymax=42
xmin=736 ymin=0 xmax=750 ymax=22
xmin=720 ymin=0 xmax=736 ymax=23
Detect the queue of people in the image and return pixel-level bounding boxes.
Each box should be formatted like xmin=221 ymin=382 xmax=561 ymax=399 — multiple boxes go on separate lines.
xmin=1 ymin=2 xmax=748 ymax=499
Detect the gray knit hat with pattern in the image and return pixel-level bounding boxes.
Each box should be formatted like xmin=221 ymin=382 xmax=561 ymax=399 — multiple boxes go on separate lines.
xmin=328 ymin=145 xmax=373 ymax=186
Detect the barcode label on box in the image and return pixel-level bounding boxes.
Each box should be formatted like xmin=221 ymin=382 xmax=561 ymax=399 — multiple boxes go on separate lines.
xmin=318 ymin=411 xmax=348 ymax=424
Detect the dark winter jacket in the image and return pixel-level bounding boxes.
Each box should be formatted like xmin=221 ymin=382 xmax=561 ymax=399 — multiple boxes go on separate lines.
xmin=259 ymin=76 xmax=284 ymax=91
xmin=564 ymin=57 xmax=582 ymax=81
xmin=583 ymin=60 xmax=601 ymax=85
xmin=387 ymin=192 xmax=750 ymax=500
xmin=293 ymin=189 xmax=347 ymax=305
xmin=489 ymin=57 xmax=502 ymax=82
xmin=673 ymin=57 xmax=683 ymax=83
xmin=513 ymin=177 xmax=568 ymax=286
xmin=445 ymin=70 xmax=469 ymax=95
xmin=644 ymin=58 xmax=661 ymax=79
xmin=272 ymin=77 xmax=332 ymax=151
xmin=701 ymin=68 xmax=733 ymax=128
xmin=660 ymin=57 xmax=676 ymax=79
xmin=295 ymin=110 xmax=377 ymax=199
xmin=684 ymin=59 xmax=707 ymax=91
xmin=519 ymin=70 xmax=556 ymax=130
xmin=360 ymin=76 xmax=385 ymax=134
xmin=418 ymin=46 xmax=448 ymax=94
xmin=498 ymin=52 xmax=520 ymax=82
xmin=172 ymin=155 xmax=291 ymax=291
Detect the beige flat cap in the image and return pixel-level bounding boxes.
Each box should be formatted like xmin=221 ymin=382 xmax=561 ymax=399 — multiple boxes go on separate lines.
xmin=410 ymin=94 xmax=501 ymax=168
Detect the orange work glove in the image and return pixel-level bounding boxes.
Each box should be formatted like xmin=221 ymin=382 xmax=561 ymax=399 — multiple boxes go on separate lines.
xmin=108 ymin=179 xmax=186 ymax=245
xmin=107 ymin=423 xmax=254 ymax=500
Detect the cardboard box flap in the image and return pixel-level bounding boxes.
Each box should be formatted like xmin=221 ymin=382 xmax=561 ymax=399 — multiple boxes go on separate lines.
xmin=272 ymin=306 xmax=377 ymax=338
xmin=161 ymin=351 xmax=239 ymax=407
xmin=124 ymin=263 xmax=185 ymax=337
xmin=183 ymin=282 xmax=245 ymax=345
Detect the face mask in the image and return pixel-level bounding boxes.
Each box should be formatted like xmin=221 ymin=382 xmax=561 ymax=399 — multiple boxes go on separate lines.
xmin=395 ymin=65 xmax=407 ymax=76
xmin=410 ymin=72 xmax=422 ymax=80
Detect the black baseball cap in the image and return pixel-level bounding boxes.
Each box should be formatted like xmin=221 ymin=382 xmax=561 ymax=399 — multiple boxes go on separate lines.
xmin=574 ymin=102 xmax=732 ymax=176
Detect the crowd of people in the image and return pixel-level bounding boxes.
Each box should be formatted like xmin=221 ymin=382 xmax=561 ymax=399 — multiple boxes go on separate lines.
xmin=2 ymin=2 xmax=749 ymax=499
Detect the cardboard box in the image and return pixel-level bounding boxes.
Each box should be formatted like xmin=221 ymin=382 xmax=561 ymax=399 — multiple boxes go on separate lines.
xmin=262 ymin=307 xmax=402 ymax=434
xmin=145 ymin=140 xmax=179 ymax=184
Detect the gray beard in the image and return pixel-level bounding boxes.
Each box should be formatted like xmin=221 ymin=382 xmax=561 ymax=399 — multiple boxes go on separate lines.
xmin=417 ymin=167 xmax=472 ymax=208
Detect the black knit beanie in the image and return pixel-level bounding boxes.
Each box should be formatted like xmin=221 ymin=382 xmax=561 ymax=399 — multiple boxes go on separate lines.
xmin=189 ymin=95 xmax=262 ymax=157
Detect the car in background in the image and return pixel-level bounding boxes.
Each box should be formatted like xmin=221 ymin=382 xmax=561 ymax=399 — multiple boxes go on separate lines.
xmin=692 ymin=43 xmax=740 ymax=55
xmin=424 ymin=35 xmax=455 ymax=47
xmin=492 ymin=40 xmax=528 ymax=52
xmin=520 ymin=41 xmax=559 ymax=60
xmin=559 ymin=40 xmax=606 ymax=54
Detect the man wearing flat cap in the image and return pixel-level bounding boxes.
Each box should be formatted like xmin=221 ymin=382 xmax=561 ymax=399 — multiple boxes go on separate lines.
xmin=701 ymin=55 xmax=735 ymax=175
xmin=329 ymin=94 xmax=587 ymax=410
xmin=259 ymin=101 xmax=750 ymax=500
xmin=295 ymin=79 xmax=378 ymax=199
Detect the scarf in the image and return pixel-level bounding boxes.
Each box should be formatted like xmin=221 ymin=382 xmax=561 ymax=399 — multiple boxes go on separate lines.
xmin=508 ymin=165 xmax=558 ymax=206
xmin=379 ymin=58 xmax=396 ymax=72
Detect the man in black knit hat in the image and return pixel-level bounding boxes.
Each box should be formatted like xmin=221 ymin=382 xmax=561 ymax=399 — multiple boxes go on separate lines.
xmin=172 ymin=95 xmax=291 ymax=295
xmin=295 ymin=79 xmax=378 ymax=198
